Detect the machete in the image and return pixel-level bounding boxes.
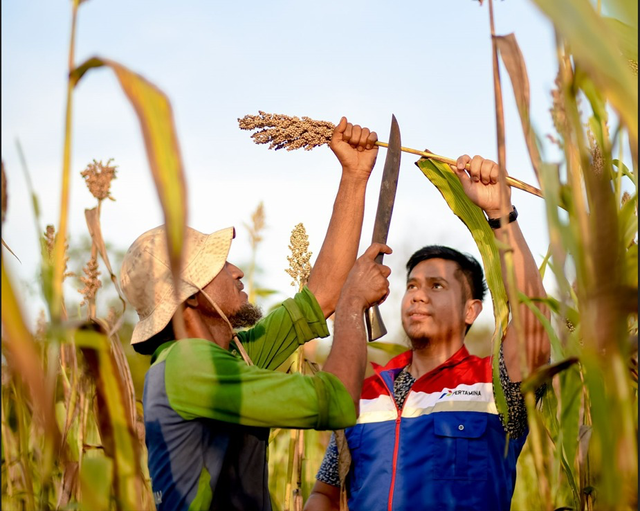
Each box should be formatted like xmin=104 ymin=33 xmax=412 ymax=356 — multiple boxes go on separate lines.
xmin=365 ymin=114 xmax=401 ymax=342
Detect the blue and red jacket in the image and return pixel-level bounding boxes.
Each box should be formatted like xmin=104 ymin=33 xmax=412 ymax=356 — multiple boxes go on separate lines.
xmin=344 ymin=346 xmax=526 ymax=511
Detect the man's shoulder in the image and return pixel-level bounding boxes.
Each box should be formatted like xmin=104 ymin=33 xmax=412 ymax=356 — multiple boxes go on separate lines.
xmin=162 ymin=338 xmax=235 ymax=372
xmin=458 ymin=350 xmax=493 ymax=373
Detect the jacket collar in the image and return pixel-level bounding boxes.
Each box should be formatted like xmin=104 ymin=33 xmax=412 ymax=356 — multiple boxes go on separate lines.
xmin=372 ymin=344 xmax=471 ymax=380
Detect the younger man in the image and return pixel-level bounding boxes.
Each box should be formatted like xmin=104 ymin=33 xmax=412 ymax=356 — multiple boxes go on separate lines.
xmin=306 ymin=155 xmax=550 ymax=511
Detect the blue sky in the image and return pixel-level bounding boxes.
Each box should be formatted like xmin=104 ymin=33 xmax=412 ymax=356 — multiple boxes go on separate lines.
xmin=3 ymin=0 xmax=564 ymax=339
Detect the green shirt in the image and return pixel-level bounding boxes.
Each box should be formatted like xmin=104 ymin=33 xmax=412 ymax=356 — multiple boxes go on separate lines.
xmin=143 ymin=287 xmax=356 ymax=511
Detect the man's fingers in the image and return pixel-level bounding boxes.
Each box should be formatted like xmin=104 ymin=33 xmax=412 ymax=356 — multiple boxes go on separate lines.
xmin=480 ymin=158 xmax=494 ymax=185
xmin=343 ymin=123 xmax=353 ymax=143
xmin=364 ymin=243 xmax=392 ymax=259
xmin=470 ymin=155 xmax=483 ymax=182
xmin=366 ymin=131 xmax=378 ymax=150
xmin=359 ymin=128 xmax=371 ymax=151
xmin=456 ymin=154 xmax=471 ymax=171
xmin=489 ymin=161 xmax=499 ymax=184
xmin=350 ymin=125 xmax=362 ymax=149
xmin=377 ymin=289 xmax=391 ymax=306
xmin=331 ymin=117 xmax=348 ymax=143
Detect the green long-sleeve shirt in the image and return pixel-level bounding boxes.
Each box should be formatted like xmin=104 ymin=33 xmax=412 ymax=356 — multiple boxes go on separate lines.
xmin=143 ymin=287 xmax=356 ymax=511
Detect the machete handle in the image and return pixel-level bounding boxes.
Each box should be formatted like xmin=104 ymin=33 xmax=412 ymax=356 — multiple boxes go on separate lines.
xmin=365 ymin=251 xmax=387 ymax=342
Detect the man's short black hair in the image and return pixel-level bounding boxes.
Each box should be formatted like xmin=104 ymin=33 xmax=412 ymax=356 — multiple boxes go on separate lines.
xmin=406 ymin=245 xmax=487 ymax=302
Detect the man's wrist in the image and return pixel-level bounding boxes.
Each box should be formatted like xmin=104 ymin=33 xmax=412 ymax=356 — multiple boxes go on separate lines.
xmin=340 ymin=170 xmax=370 ymax=185
xmin=486 ymin=206 xmax=518 ymax=229
xmin=336 ymin=293 xmax=369 ymax=314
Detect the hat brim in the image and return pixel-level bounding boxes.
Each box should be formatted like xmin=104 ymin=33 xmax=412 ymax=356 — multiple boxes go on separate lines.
xmin=130 ymin=226 xmax=235 ymax=345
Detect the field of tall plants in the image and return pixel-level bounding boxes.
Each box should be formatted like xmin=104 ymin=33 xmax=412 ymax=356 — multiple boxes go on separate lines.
xmin=2 ymin=0 xmax=637 ymax=510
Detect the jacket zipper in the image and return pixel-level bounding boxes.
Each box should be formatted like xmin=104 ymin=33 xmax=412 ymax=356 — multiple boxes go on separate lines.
xmin=387 ymin=414 xmax=402 ymax=511
xmin=377 ymin=370 xmax=410 ymax=511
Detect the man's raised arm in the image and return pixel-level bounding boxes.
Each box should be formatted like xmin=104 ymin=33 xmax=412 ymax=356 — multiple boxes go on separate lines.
xmin=307 ymin=117 xmax=378 ymax=317
xmin=452 ymin=155 xmax=550 ymax=381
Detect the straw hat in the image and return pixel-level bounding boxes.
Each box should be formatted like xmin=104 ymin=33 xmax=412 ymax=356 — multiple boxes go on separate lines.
xmin=120 ymin=225 xmax=235 ymax=345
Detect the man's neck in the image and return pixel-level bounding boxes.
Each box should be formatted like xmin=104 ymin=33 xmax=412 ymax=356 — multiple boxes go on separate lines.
xmin=408 ymin=337 xmax=464 ymax=380
xmin=183 ymin=308 xmax=233 ymax=349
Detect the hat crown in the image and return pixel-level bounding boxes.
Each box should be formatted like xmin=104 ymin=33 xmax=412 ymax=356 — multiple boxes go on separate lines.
xmin=120 ymin=225 xmax=234 ymax=344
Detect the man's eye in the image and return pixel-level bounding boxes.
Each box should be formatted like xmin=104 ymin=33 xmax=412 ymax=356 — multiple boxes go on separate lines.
xmin=433 ymin=283 xmax=443 ymax=289
xmin=407 ymin=284 xmax=416 ymax=290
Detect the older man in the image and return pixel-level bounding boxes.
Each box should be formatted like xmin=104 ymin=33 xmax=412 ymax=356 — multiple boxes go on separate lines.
xmin=120 ymin=118 xmax=391 ymax=511
xmin=306 ymin=155 xmax=550 ymax=511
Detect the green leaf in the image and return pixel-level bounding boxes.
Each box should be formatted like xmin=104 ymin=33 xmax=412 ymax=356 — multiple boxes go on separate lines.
xmin=559 ymin=364 xmax=582 ymax=481
xmin=367 ymin=341 xmax=409 ymax=358
xmin=539 ymin=245 xmax=552 ymax=281
xmin=1 ymin=259 xmax=59 ymax=446
xmin=519 ymin=294 xmax=567 ymax=361
xmin=623 ymin=243 xmax=638 ymax=288
xmin=619 ymin=193 xmax=638 ymax=248
xmin=79 ymin=455 xmax=113 ymax=511
xmin=254 ymin=288 xmax=279 ymax=298
xmin=538 ymin=163 xmax=574 ymax=299
xmin=602 ymin=0 xmax=638 ymax=29
xmin=75 ymin=325 xmax=144 ymax=510
xmin=603 ymin=17 xmax=638 ymax=63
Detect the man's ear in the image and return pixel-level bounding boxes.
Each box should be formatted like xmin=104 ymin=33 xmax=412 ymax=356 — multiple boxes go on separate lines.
xmin=464 ymin=299 xmax=483 ymax=326
xmin=185 ymin=294 xmax=199 ymax=308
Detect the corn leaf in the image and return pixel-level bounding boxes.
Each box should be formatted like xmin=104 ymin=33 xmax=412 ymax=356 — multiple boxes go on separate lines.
xmin=368 ymin=341 xmax=410 ymax=358
xmin=1 ymin=260 xmax=59 ymax=446
xmin=612 ymin=158 xmax=636 ymax=183
xmin=536 ymin=382 xmax=580 ymax=508
xmin=619 ymin=193 xmax=639 ymax=248
xmin=559 ymin=364 xmax=582 ymax=481
xmin=604 ymin=17 xmax=638 ymax=69
xmin=75 ymin=325 xmax=144 ymax=510
xmin=70 ymin=57 xmax=187 ymax=300
xmin=79 ymin=456 xmax=113 ymax=511
xmin=537 ymin=163 xmax=574 ymax=299
xmin=518 ymin=294 xmax=566 ymax=362
xmin=602 ymin=0 xmax=638 ymax=29
xmin=415 ymin=157 xmax=509 ymax=421
xmin=624 ymin=243 xmax=638 ymax=288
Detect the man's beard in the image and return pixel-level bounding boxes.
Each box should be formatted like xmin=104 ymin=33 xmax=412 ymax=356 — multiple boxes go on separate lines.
xmin=408 ymin=336 xmax=431 ymax=350
xmin=228 ymin=303 xmax=263 ymax=328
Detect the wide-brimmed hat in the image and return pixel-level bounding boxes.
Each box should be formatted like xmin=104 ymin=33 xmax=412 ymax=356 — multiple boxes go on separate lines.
xmin=120 ymin=225 xmax=235 ymax=345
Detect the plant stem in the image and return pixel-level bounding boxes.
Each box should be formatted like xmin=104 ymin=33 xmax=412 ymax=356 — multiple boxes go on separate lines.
xmin=52 ymin=0 xmax=80 ymax=322
xmin=488 ymin=0 xmax=549 ymax=508
xmin=374 ymin=142 xmax=543 ymax=198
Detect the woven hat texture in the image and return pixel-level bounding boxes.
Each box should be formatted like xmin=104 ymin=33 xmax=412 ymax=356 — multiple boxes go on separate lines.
xmin=120 ymin=225 xmax=234 ymax=344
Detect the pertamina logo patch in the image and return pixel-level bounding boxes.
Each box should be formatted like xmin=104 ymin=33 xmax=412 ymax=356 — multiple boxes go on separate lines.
xmin=438 ymin=388 xmax=482 ymax=400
